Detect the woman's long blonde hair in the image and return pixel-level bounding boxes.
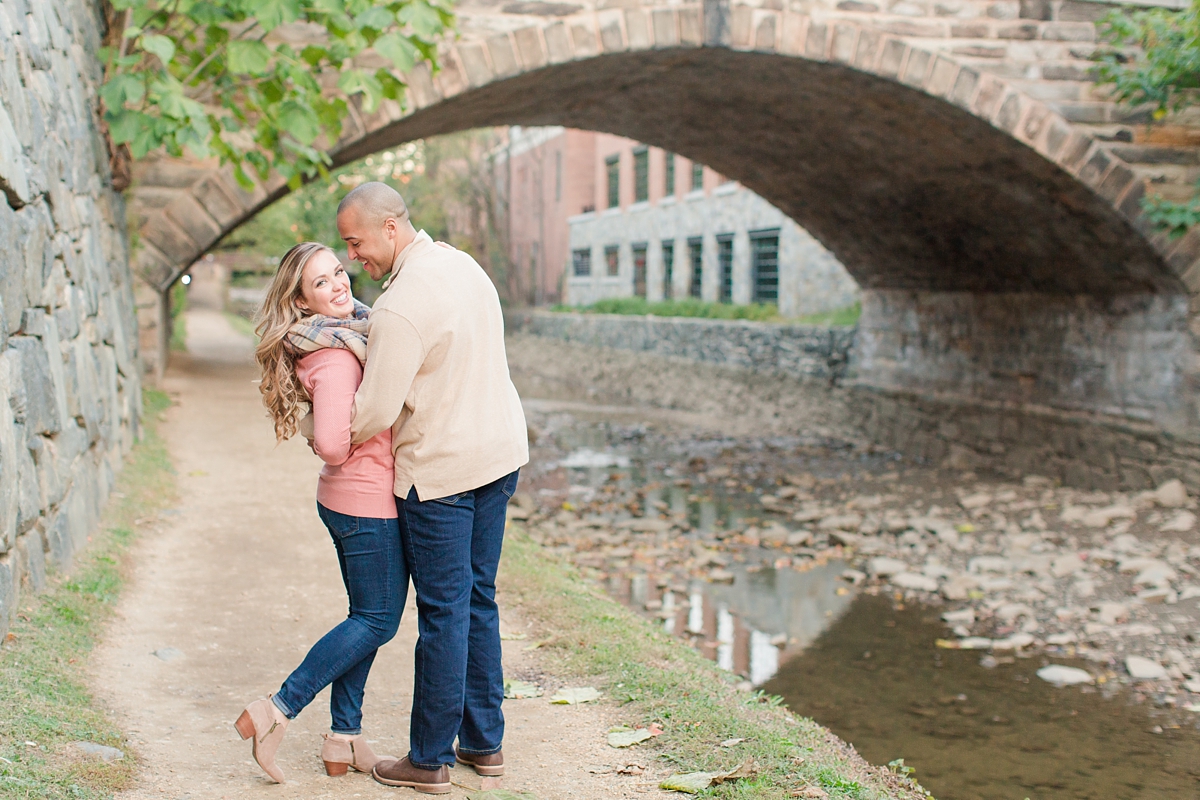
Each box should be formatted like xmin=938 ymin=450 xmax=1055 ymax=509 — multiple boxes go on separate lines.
xmin=255 ymin=242 xmax=336 ymax=441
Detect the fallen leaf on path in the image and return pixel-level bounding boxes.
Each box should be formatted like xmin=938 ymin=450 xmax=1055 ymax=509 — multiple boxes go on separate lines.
xmin=793 ymin=788 xmax=828 ymax=798
xmin=503 ymin=679 xmax=543 ymax=699
xmin=720 ymin=738 xmax=746 ymax=747
xmin=549 ymin=687 xmax=601 ymax=704
xmin=660 ymin=759 xmax=756 ymax=793
xmin=618 ymin=763 xmax=646 ymax=775
xmin=607 ymin=726 xmax=653 ymax=748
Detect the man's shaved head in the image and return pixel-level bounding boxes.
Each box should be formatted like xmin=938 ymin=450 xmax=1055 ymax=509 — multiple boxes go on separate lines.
xmin=337 ymin=181 xmax=410 ymax=226
xmin=337 ymin=181 xmax=417 ymax=281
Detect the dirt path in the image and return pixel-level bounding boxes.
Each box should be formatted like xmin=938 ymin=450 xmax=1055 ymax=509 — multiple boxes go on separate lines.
xmin=92 ymin=310 xmax=662 ymax=800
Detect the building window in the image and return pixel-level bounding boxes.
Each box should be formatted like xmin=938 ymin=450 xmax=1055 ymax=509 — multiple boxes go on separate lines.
xmin=664 ymin=153 xmax=675 ymax=198
xmin=605 ymin=245 xmax=619 ymax=277
xmin=688 ymin=237 xmax=703 ymax=298
xmin=717 ymin=234 xmax=733 ymax=303
xmin=691 ymin=161 xmax=704 ymax=192
xmin=555 ymin=150 xmax=562 ymax=203
xmin=750 ymin=230 xmax=779 ymax=304
xmin=633 ymin=147 xmax=649 ymax=203
xmin=632 ymin=243 xmax=648 ymax=298
xmin=572 ymin=248 xmax=591 ymax=277
xmin=662 ymin=241 xmax=674 ymax=300
xmin=606 ymin=155 xmax=620 ymax=209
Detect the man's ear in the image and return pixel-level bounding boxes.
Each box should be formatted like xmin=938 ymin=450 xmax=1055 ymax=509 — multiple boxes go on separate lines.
xmin=383 ymin=217 xmax=397 ymax=239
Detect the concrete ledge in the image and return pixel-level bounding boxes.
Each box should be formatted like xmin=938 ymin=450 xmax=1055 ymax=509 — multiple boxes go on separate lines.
xmin=505 ymin=309 xmax=856 ymax=382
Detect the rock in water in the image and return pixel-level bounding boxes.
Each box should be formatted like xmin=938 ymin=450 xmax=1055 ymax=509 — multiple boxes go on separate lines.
xmin=1125 ymin=656 xmax=1167 ymax=680
xmin=868 ymin=557 xmax=907 ymax=577
xmin=890 ymin=572 xmax=938 ymax=592
xmin=1154 ymin=479 xmax=1188 ymax=508
xmin=1037 ymin=665 xmax=1093 ymax=686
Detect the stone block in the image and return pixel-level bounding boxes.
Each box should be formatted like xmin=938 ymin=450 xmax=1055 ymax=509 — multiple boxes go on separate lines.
xmin=804 ymin=21 xmax=828 ymax=60
xmin=0 ymin=553 xmax=12 ymax=641
xmin=8 ymin=335 xmax=60 ymax=436
xmin=651 ymin=9 xmax=678 ymax=47
xmin=513 ymin=26 xmax=547 ymax=69
xmin=569 ymin=22 xmax=599 ymax=56
xmin=854 ymin=29 xmax=882 ymax=68
xmin=486 ymin=34 xmax=519 ymax=77
xmin=831 ymin=24 xmax=857 ymax=63
xmin=15 ymin=527 xmax=46 ymax=593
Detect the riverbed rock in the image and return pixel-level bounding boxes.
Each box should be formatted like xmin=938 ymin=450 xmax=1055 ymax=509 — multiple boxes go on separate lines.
xmin=868 ymin=557 xmax=907 ymax=577
xmin=942 ymin=608 xmax=975 ymax=625
xmin=1037 ymin=665 xmax=1093 ymax=686
xmin=968 ymin=556 xmax=1010 ymax=574
xmin=1050 ymin=553 xmax=1085 ymax=578
xmin=818 ymin=514 xmax=862 ymax=531
xmin=1153 ymin=479 xmax=1188 ymax=508
xmin=1133 ymin=563 xmax=1177 ymax=587
xmin=1096 ymin=602 xmax=1128 ymax=625
xmin=1125 ymin=656 xmax=1167 ymax=680
xmin=891 ymin=572 xmax=939 ymax=592
xmin=1083 ymin=505 xmax=1136 ymax=528
xmin=942 ymin=574 xmax=980 ymax=600
xmin=1160 ymin=511 xmax=1196 ymax=532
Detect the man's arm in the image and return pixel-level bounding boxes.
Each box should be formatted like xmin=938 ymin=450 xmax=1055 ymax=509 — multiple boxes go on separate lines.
xmin=350 ymin=308 xmax=425 ymax=444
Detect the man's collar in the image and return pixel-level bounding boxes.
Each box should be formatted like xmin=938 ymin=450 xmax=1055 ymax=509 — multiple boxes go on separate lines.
xmin=381 ymin=230 xmax=431 ymax=290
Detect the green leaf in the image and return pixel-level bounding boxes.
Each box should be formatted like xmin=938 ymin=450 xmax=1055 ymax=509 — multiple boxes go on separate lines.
xmin=548 ymin=687 xmax=601 ymax=704
xmin=226 ymin=40 xmax=273 ymax=75
xmin=355 ymin=6 xmax=395 ymax=31
xmin=257 ymin=0 xmax=302 ymax=31
xmin=140 ymin=34 xmax=176 ymax=66
xmin=398 ymin=0 xmax=444 ymax=39
xmin=607 ymin=726 xmax=653 ymax=748
xmin=338 ymin=68 xmax=383 ymax=112
xmin=100 ymin=73 xmax=145 ymax=109
xmin=374 ymin=31 xmax=418 ymax=73
xmin=277 ymin=100 xmax=321 ymax=145
xmin=106 ymin=108 xmax=151 ymax=145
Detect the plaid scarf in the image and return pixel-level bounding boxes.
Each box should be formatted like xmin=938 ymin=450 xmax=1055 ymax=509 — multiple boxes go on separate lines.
xmin=284 ymin=300 xmax=371 ymax=364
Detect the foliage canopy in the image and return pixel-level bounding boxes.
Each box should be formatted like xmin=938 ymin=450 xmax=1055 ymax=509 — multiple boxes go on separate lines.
xmin=101 ymin=0 xmax=453 ymax=190
xmin=1096 ymin=1 xmax=1200 ymax=237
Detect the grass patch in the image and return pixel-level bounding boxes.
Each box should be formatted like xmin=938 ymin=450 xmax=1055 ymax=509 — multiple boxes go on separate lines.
xmin=554 ymin=297 xmax=782 ymax=322
xmin=0 ymin=389 xmax=177 ymax=799
xmin=552 ymin=298 xmax=863 ymax=327
xmin=500 ymin=530 xmax=925 ymax=800
xmin=223 ymin=311 xmax=258 ymax=342
xmin=793 ymin=303 xmax=861 ymax=328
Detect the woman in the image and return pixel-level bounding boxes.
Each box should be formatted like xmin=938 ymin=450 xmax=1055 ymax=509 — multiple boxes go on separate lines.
xmin=234 ymin=242 xmax=405 ymax=782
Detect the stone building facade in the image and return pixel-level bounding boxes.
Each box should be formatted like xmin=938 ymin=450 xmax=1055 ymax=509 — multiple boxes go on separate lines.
xmin=565 ymin=132 xmax=859 ymax=317
xmin=0 ymin=0 xmax=141 ymax=638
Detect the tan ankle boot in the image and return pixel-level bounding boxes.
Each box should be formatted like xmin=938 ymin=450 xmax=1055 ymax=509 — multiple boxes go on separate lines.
xmin=234 ymin=698 xmax=290 ymax=783
xmin=321 ymin=732 xmax=387 ymax=776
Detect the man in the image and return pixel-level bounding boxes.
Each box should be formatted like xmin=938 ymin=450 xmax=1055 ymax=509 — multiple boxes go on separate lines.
xmin=340 ymin=182 xmax=528 ymax=794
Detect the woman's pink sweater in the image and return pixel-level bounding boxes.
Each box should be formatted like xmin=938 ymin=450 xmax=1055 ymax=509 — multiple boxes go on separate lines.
xmin=295 ymin=349 xmax=397 ymax=519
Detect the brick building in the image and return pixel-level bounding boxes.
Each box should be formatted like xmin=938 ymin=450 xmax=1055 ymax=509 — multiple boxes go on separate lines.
xmin=498 ymin=127 xmax=859 ymax=316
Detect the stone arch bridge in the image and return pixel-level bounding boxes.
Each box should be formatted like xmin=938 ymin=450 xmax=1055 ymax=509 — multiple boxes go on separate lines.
xmin=130 ymin=0 xmax=1200 ymax=487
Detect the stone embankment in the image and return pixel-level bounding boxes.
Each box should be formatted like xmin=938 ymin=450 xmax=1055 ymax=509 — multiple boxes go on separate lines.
xmin=512 ymin=310 xmax=1200 ymax=491
xmin=0 ymin=0 xmax=140 ymax=637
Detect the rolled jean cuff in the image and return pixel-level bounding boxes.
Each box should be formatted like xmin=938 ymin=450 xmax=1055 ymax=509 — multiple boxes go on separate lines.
xmin=330 ymin=726 xmax=363 ymax=735
xmin=271 ymin=694 xmax=297 ymax=720
xmin=408 ymin=754 xmax=446 ymax=770
xmin=456 ymin=745 xmax=502 ymax=756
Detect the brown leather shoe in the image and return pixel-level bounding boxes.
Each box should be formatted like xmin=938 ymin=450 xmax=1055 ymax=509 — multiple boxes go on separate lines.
xmin=372 ymin=757 xmax=451 ymax=794
xmin=455 ymin=747 xmax=504 ymax=776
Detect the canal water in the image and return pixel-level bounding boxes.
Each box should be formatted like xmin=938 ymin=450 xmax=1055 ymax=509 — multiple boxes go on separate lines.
xmin=524 ymin=404 xmax=1200 ymax=800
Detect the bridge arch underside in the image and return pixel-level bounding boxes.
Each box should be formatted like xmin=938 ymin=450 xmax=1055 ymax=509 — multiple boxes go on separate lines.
xmin=321 ymin=46 xmax=1199 ymax=449
xmin=335 ymin=47 xmax=1178 ymax=297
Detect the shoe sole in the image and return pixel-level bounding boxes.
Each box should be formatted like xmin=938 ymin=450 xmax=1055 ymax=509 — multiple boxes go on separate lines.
xmin=372 ymin=771 xmax=451 ymax=794
xmin=455 ymin=755 xmax=504 ymax=776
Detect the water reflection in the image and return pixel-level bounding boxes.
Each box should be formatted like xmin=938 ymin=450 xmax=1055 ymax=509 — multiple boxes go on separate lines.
xmin=608 ymin=559 xmax=856 ymax=686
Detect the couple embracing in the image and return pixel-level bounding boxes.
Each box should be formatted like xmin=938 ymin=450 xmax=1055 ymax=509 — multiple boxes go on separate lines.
xmin=234 ymin=182 xmax=528 ymax=793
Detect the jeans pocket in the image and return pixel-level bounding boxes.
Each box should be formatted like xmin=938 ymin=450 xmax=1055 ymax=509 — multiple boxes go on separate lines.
xmin=501 ymin=470 xmax=519 ymax=498
xmin=318 ymin=503 xmax=361 ymax=538
xmin=430 ymin=493 xmax=464 ymax=506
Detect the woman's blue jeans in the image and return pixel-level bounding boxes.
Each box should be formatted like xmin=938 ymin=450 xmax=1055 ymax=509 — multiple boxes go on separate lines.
xmin=272 ymin=503 xmax=406 ymax=734
xmin=399 ymin=469 xmax=518 ymax=769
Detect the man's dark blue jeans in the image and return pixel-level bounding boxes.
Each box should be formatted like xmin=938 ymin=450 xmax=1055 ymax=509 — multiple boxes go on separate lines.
xmin=272 ymin=503 xmax=406 ymax=734
xmin=398 ymin=469 xmax=519 ymax=769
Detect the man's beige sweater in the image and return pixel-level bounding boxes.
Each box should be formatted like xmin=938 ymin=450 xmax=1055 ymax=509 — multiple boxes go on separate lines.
xmin=349 ymin=231 xmax=528 ymax=501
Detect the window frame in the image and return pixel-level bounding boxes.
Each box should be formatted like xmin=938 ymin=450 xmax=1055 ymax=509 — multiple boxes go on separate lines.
xmin=690 ymin=161 xmax=704 ymax=192
xmin=633 ymin=147 xmax=649 ymax=204
xmin=661 ymin=240 xmax=674 ymax=300
xmin=749 ymin=228 xmax=780 ymax=304
xmin=687 ymin=237 xmax=703 ymax=299
xmin=605 ymin=154 xmax=620 ymax=209
xmin=572 ymin=247 xmax=591 ymax=277
xmin=632 ymin=242 xmax=648 ymax=298
xmin=716 ymin=234 xmax=734 ymax=304
xmin=664 ymin=153 xmax=675 ymax=198
xmin=604 ymin=244 xmax=620 ymax=277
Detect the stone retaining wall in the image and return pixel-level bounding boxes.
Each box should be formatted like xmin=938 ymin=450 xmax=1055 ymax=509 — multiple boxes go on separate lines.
xmin=0 ymin=0 xmax=140 ymax=638
xmin=512 ymin=306 xmax=1200 ymax=490
xmin=505 ymin=309 xmax=856 ymax=382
